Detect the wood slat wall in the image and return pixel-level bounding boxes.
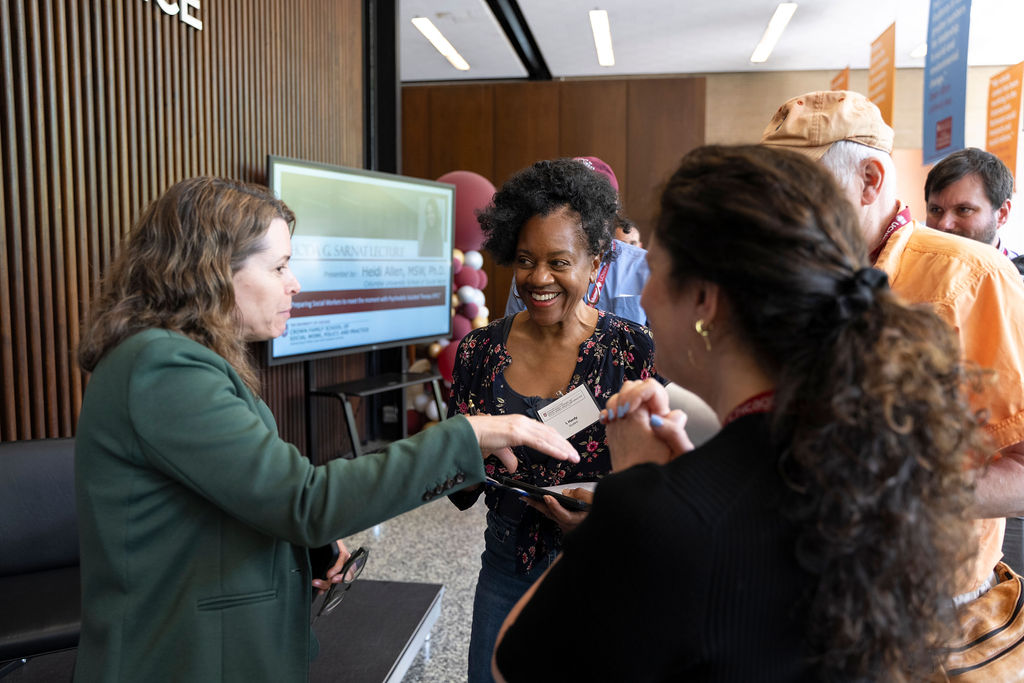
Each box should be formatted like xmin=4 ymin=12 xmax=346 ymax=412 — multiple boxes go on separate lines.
xmin=0 ymin=0 xmax=365 ymax=457
xmin=402 ymin=77 xmax=707 ymax=318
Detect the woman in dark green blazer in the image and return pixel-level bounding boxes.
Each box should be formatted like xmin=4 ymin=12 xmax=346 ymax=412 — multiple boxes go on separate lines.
xmin=73 ymin=177 xmax=577 ymax=682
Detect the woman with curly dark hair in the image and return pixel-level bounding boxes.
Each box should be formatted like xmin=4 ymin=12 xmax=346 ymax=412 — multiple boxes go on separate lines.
xmin=493 ymin=145 xmax=982 ymax=681
xmin=447 ymin=158 xmax=662 ymax=682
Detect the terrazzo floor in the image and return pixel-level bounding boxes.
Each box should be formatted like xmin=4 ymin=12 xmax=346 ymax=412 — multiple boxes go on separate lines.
xmin=340 ymin=494 xmax=489 ymax=683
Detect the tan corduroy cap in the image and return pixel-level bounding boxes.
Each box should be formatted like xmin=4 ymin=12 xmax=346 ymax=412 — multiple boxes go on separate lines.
xmin=760 ymin=90 xmax=894 ymax=160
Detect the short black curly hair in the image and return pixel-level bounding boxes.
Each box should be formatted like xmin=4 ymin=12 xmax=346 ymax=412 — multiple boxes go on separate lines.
xmin=478 ymin=158 xmax=619 ymax=266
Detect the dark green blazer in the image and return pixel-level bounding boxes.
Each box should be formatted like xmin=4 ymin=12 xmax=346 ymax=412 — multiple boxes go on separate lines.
xmin=74 ymin=329 xmax=484 ymax=682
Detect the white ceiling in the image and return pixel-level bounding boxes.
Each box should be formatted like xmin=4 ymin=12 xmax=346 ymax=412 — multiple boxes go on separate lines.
xmin=399 ymin=0 xmax=1024 ymax=82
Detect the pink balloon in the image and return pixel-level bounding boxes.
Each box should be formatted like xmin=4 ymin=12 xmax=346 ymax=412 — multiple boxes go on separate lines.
xmin=452 ymin=256 xmax=463 ymax=275
xmin=454 ymin=267 xmax=478 ymax=289
xmin=452 ymin=313 xmax=472 ymax=341
xmin=437 ymin=341 xmax=459 ymax=384
xmin=437 ymin=170 xmax=496 ymax=252
xmin=457 ymin=302 xmax=479 ymax=320
xmin=407 ymin=409 xmax=424 ymax=435
xmin=475 ymin=268 xmax=488 ymax=290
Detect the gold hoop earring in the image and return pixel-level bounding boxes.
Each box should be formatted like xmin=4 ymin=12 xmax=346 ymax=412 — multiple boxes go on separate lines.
xmin=695 ymin=319 xmax=712 ymax=352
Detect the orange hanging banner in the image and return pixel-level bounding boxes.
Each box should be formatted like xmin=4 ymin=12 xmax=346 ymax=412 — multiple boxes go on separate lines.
xmin=986 ymin=61 xmax=1023 ymax=184
xmin=868 ymin=23 xmax=896 ymax=125
xmin=831 ymin=66 xmax=850 ymax=91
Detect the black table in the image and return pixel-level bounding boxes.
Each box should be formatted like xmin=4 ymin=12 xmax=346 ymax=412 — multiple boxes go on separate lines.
xmin=311 ymin=579 xmax=445 ymax=682
xmin=2 ymin=580 xmax=445 ymax=683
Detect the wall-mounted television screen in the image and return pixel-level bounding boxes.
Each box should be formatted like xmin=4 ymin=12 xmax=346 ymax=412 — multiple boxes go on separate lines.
xmin=266 ymin=155 xmax=455 ymax=365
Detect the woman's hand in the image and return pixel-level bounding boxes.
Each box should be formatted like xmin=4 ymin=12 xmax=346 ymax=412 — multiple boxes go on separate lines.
xmin=601 ymin=378 xmax=670 ymax=423
xmin=311 ymin=539 xmax=351 ymax=594
xmin=606 ymin=404 xmax=674 ymax=470
xmin=466 ymin=414 xmax=579 ymax=473
xmin=525 ymin=488 xmax=594 ymax=533
xmin=601 ymin=380 xmax=695 ymax=471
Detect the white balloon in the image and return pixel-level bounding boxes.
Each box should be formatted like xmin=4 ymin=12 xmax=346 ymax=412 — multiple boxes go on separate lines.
xmin=413 ymin=392 xmax=431 ymax=412
xmin=438 ymin=338 xmax=450 ymax=348
xmin=457 ymin=285 xmax=477 ymax=304
xmin=425 ymin=400 xmax=440 ymax=422
xmin=463 ymin=250 xmax=484 ymax=270
xmin=478 ymin=305 xmax=490 ymax=319
xmin=472 ymin=288 xmax=487 ymax=306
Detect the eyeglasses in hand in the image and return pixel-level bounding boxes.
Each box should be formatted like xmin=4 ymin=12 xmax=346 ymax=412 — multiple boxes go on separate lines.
xmin=313 ymin=546 xmax=369 ymax=621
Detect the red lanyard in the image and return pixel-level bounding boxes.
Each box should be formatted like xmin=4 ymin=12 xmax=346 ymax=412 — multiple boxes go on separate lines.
xmin=869 ymin=205 xmax=912 ymax=263
xmin=721 ymin=390 xmax=775 ymax=427
xmin=584 ymin=242 xmax=615 ymax=307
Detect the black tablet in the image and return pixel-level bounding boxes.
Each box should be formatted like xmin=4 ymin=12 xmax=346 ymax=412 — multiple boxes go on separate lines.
xmin=485 ymin=475 xmax=592 ymax=512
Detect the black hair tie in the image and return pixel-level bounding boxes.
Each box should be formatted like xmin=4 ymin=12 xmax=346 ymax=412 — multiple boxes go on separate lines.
xmin=833 ymin=267 xmax=889 ymax=322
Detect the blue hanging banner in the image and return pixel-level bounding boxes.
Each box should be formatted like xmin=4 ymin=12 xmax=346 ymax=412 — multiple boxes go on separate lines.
xmin=922 ymin=0 xmax=972 ymax=163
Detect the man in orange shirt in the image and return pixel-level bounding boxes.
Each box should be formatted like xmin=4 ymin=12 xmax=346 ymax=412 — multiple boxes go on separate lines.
xmin=926 ymin=147 xmax=1024 ymax=574
xmin=761 ymin=90 xmax=1024 ymax=601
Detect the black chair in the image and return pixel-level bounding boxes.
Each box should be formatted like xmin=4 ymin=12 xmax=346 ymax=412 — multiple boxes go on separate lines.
xmin=0 ymin=438 xmax=80 ymax=677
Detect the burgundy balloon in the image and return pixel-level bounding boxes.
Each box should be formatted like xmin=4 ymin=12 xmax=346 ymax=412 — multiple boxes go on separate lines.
xmin=457 ymin=302 xmax=479 ymax=320
xmin=452 ymin=313 xmax=472 ymax=341
xmin=406 ymin=409 xmax=424 ymax=435
xmin=475 ymin=268 xmax=488 ymax=290
xmin=452 ymin=255 xmax=463 ymax=275
xmin=454 ymin=267 xmax=478 ymax=289
xmin=437 ymin=341 xmax=459 ymax=384
xmin=437 ymin=170 xmax=496 ymax=252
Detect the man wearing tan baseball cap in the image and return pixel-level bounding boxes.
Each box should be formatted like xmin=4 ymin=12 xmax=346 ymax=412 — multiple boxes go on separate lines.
xmin=762 ymin=90 xmax=1024 ymax=604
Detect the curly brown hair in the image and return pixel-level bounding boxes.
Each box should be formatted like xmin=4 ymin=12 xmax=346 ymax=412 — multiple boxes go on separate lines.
xmin=78 ymin=177 xmax=294 ymax=394
xmin=656 ymin=145 xmax=984 ymax=679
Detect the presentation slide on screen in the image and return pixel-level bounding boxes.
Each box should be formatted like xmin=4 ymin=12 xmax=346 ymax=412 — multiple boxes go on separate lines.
xmin=269 ymin=161 xmax=454 ymax=360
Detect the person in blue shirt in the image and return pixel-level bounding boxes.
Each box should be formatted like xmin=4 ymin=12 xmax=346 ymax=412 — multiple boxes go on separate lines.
xmin=614 ymin=213 xmax=643 ymax=247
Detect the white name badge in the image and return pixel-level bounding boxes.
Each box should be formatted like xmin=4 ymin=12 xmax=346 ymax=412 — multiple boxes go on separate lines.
xmin=537 ymin=384 xmax=601 ymax=439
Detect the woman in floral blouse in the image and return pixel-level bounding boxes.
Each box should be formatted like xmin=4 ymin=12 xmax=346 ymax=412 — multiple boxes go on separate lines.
xmin=448 ymin=158 xmax=659 ymax=682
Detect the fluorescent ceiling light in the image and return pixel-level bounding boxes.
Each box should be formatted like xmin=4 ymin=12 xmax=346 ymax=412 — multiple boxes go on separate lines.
xmin=589 ymin=10 xmax=615 ymax=67
xmin=411 ymin=16 xmax=470 ymax=71
xmin=910 ymin=42 xmax=928 ymax=58
xmin=750 ymin=3 xmax=798 ymax=64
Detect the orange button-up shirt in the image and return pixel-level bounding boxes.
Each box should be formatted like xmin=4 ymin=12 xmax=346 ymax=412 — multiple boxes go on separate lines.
xmin=876 ymin=218 xmax=1024 ymax=592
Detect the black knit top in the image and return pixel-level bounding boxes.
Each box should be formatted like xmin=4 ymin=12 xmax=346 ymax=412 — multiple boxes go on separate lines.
xmin=495 ymin=413 xmax=817 ymax=682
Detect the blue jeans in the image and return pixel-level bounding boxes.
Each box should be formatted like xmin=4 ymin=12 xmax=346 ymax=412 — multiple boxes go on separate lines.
xmin=467 ymin=510 xmax=557 ymax=683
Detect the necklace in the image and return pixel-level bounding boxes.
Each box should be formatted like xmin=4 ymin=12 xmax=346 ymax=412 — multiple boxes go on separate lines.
xmin=721 ymin=390 xmax=774 ymax=427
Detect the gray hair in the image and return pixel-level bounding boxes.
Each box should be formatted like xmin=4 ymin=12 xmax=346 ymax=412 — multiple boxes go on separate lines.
xmin=820 ymin=141 xmax=898 ymax=210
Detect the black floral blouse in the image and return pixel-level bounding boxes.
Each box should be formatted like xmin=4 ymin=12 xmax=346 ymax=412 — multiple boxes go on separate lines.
xmin=447 ymin=310 xmax=659 ymax=573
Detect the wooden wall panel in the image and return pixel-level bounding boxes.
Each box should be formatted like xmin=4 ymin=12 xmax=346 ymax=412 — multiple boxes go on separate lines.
xmin=0 ymin=0 xmax=364 ymax=454
xmin=493 ymin=82 xmax=559 ymax=186
xmin=557 ymin=81 xmax=628 ymax=197
xmin=0 ymin=1 xmax=24 ymax=437
xmin=401 ymin=86 xmax=430 ymax=178
xmin=402 ymin=85 xmax=497 ymax=181
xmin=401 ymin=77 xmax=705 ymax=326
xmin=427 ymin=84 xmax=495 ymax=180
xmin=626 ymin=78 xmax=707 ymax=242
xmin=405 ymin=84 xmax=501 ymax=316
